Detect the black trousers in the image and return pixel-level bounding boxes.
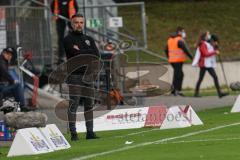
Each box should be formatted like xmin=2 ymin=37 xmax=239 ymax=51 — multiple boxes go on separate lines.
xmin=56 ymin=20 xmax=71 ymax=62
xmin=171 ymin=62 xmax=184 ymax=92
xmin=67 ymin=75 xmax=94 ymax=134
xmin=195 ymin=67 xmax=221 ymax=95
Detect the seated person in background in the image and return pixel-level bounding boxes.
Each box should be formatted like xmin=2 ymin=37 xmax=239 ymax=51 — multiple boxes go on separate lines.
xmin=0 ymin=47 xmax=32 ymax=112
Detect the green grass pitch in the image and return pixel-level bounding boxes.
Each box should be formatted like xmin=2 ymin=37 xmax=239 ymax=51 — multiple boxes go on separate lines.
xmin=1 ymin=106 xmax=240 ymax=160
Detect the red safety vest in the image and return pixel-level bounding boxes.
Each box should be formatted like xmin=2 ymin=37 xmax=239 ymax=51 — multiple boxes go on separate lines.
xmin=167 ymin=36 xmax=186 ymax=63
xmin=53 ymin=0 xmax=76 ymax=20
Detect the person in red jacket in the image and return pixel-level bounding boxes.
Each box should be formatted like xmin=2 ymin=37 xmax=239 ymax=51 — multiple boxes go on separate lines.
xmin=194 ymin=31 xmax=228 ymax=98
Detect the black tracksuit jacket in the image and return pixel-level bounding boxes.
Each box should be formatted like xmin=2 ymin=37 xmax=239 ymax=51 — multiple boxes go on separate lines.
xmin=63 ymin=31 xmax=99 ymax=74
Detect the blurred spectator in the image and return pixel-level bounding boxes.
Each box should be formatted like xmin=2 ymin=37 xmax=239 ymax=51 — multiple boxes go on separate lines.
xmin=0 ymin=47 xmax=29 ymax=111
xmin=165 ymin=26 xmax=193 ymax=96
xmin=193 ymin=31 xmax=228 ymax=98
xmin=51 ymin=0 xmax=78 ymax=64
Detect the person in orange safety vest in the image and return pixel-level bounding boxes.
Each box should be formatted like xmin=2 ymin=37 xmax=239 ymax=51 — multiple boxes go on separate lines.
xmin=51 ymin=0 xmax=78 ymax=64
xmin=165 ymin=26 xmax=193 ymax=96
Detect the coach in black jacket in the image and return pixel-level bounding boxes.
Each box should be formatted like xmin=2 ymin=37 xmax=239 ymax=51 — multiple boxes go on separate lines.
xmin=63 ymin=14 xmax=99 ymax=141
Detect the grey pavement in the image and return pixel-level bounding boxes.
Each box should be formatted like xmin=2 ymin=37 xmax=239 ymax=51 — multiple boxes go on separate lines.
xmin=143 ymin=94 xmax=237 ymax=111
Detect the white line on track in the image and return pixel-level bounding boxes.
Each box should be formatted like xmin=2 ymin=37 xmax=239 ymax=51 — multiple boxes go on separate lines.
xmin=71 ymin=122 xmax=240 ymax=160
xmin=158 ymin=137 xmax=240 ymax=145
xmin=113 ymin=128 xmax=159 ymax=138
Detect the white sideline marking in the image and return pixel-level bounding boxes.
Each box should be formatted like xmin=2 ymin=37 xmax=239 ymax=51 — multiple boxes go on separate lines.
xmin=71 ymin=122 xmax=240 ymax=160
xmin=158 ymin=137 xmax=240 ymax=145
xmin=114 ymin=128 xmax=159 ymax=138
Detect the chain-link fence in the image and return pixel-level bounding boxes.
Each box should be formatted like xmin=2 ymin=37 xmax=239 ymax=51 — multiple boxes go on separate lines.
xmin=0 ymin=5 xmax=52 ymax=67
xmin=76 ymin=2 xmax=147 ymax=51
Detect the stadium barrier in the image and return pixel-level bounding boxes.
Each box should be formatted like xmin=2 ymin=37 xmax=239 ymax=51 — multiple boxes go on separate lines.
xmin=76 ymin=105 xmax=203 ymax=132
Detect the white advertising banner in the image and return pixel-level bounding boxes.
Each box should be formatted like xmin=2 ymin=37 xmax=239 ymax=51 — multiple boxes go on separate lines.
xmin=76 ymin=105 xmax=202 ymax=132
xmin=231 ymin=95 xmax=240 ymax=113
xmin=8 ymin=128 xmax=54 ymax=157
xmin=40 ymin=124 xmax=71 ymax=151
xmin=76 ymin=107 xmax=149 ymax=132
xmin=179 ymin=105 xmax=203 ymax=125
xmin=160 ymin=106 xmax=191 ymax=130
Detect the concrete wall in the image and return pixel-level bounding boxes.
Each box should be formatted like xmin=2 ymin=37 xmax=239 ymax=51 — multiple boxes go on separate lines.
xmin=125 ymin=61 xmax=240 ymax=89
xmin=161 ymin=61 xmax=240 ymax=89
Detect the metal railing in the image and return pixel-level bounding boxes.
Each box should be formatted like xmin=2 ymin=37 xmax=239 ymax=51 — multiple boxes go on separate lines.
xmin=76 ymin=2 xmax=169 ymax=97
xmin=0 ymin=1 xmax=170 ymax=103
xmin=77 ymin=2 xmax=148 ymax=50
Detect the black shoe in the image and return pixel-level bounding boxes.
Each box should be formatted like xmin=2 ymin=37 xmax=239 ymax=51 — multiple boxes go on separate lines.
xmin=174 ymin=91 xmax=185 ymax=97
xmin=71 ymin=133 xmax=79 ymax=141
xmin=177 ymin=92 xmax=185 ymax=97
xmin=171 ymin=91 xmax=178 ymax=96
xmin=86 ymin=132 xmax=99 ymax=140
xmin=21 ymin=106 xmax=36 ymax=112
xmin=219 ymin=92 xmax=229 ymax=98
xmin=194 ymin=93 xmax=201 ymax=98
